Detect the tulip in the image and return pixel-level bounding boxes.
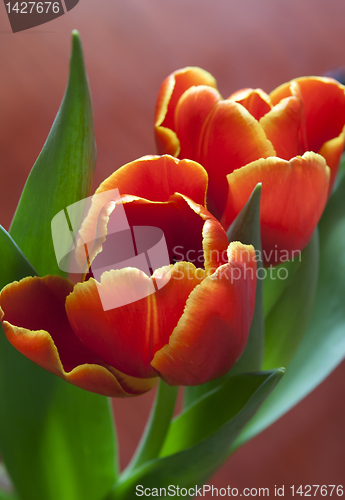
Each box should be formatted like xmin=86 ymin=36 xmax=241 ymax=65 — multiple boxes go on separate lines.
xmin=0 ymin=156 xmax=257 ymax=396
xmin=155 ymin=68 xmax=344 ymax=265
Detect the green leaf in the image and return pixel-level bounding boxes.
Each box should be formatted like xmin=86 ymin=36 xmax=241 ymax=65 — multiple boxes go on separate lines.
xmin=183 ymin=184 xmax=264 ymax=407
xmin=262 ymin=257 xmax=300 ymax=317
xmin=0 ymin=226 xmax=37 ymax=283
xmin=161 ymin=370 xmax=283 ymax=457
xmin=126 ymin=381 xmax=178 ymax=473
xmin=0 ymin=227 xmax=117 ymax=500
xmin=9 ymin=31 xmax=96 ymax=278
xmin=263 ymin=229 xmax=319 ymax=369
xmin=111 ymin=369 xmax=283 ymax=500
xmin=333 ymin=151 xmax=345 ymax=192
xmin=232 ymin=169 xmax=345 ymax=450
xmin=0 ymin=491 xmax=17 ymax=500
xmin=226 ymin=182 xmax=264 ymax=375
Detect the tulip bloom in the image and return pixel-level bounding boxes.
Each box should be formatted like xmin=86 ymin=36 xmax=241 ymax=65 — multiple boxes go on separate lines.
xmin=155 ymin=68 xmax=345 ymax=265
xmin=0 ymin=156 xmax=256 ymax=396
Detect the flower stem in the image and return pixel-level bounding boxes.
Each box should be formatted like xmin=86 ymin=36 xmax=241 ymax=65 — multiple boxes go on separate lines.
xmin=122 ymin=380 xmax=178 ymax=476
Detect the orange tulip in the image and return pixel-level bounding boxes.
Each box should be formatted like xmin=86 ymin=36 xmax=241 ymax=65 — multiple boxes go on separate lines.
xmin=155 ymin=68 xmax=344 ymax=265
xmin=0 ymin=156 xmax=257 ymax=395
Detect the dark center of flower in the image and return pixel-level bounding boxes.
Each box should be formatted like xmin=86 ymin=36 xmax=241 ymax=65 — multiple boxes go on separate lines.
xmin=88 ymin=196 xmax=205 ymax=281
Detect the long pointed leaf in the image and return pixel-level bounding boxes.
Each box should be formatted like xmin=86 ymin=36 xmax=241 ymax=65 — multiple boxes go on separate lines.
xmin=161 ymin=370 xmax=282 ymax=457
xmin=9 ymin=31 xmax=96 ymax=277
xmin=233 ymin=166 xmax=345 ymax=449
xmin=263 ymin=229 xmax=319 ymax=369
xmin=226 ymin=182 xmax=263 ymax=375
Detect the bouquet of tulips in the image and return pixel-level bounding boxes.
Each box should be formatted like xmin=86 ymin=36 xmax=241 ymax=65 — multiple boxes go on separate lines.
xmin=0 ymin=32 xmax=344 ymax=500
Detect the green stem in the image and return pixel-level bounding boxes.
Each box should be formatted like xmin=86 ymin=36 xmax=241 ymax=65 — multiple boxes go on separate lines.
xmin=123 ymin=380 xmax=178 ymax=476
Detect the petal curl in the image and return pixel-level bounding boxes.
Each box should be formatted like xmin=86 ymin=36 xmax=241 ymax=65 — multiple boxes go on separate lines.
xmin=151 ymin=242 xmax=257 ymax=385
xmin=95 ymin=155 xmax=208 ymax=205
xmin=169 ymin=193 xmax=229 ymax=272
xmin=75 ymin=155 xmax=208 ymax=269
xmin=229 ymin=88 xmax=272 ymax=121
xmin=318 ymin=128 xmax=345 ymax=194
xmin=202 ymin=219 xmax=229 ymax=275
xmin=222 ymin=152 xmax=330 ymax=266
xmin=66 ymin=264 xmax=203 ymax=379
xmin=88 ymin=193 xmax=209 ymax=271
xmin=155 ymin=67 xmax=218 ymax=155
xmin=199 ymin=100 xmax=276 ymax=217
xmin=0 ymin=276 xmax=154 ymax=397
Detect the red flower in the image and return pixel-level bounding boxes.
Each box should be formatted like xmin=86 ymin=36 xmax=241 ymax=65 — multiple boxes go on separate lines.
xmin=155 ymin=68 xmax=344 ymax=265
xmin=0 ymin=156 xmax=256 ymax=396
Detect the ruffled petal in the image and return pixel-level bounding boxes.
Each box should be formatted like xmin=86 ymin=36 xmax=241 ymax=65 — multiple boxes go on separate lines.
xmin=88 ymin=194 xmax=209 ymax=272
xmin=0 ymin=276 xmax=154 ymax=397
xmin=66 ymin=263 xmax=202 ymax=380
xmin=318 ymin=128 xmax=345 ymax=194
xmin=175 ymin=85 xmax=221 ymax=160
xmin=75 ymin=156 xmax=208 ymax=269
xmin=199 ymin=100 xmax=276 ymax=217
xmin=155 ymin=67 xmax=218 ymax=155
xmin=222 ymin=152 xmax=330 ymax=266
xmin=95 ymin=155 xmax=208 ymax=205
xmin=151 ymin=242 xmax=257 ymax=385
xmin=271 ymin=77 xmax=345 ymax=153
xmin=228 ymin=88 xmax=272 ymax=121
xmin=260 ymin=96 xmax=303 ymax=160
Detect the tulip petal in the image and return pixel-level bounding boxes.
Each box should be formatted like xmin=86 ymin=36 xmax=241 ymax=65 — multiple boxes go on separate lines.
xmin=222 ymin=152 xmax=330 ymax=266
xmin=151 ymin=242 xmax=257 ymax=386
xmin=75 ymin=155 xmax=208 ymax=268
xmin=170 ymin=193 xmax=229 ymax=272
xmin=0 ymin=276 xmax=154 ymax=397
xmin=175 ymin=85 xmax=221 ymax=160
xmin=202 ymin=219 xmax=229 ymax=275
xmin=318 ymin=128 xmax=345 ymax=194
xmin=269 ymin=80 xmax=297 ymax=102
xmin=87 ymin=193 xmax=210 ymax=273
xmin=270 ymin=77 xmax=345 ymax=152
xmin=170 ymin=194 xmax=229 ymax=273
xmin=66 ymin=263 xmax=203 ymax=379
xmin=95 ymin=155 xmax=208 ymax=205
xmin=155 ymin=67 xmax=218 ymax=155
xmin=229 ymin=88 xmax=272 ymax=121
xmin=199 ymin=100 xmax=276 ymax=217
xmin=260 ymin=96 xmax=303 ymax=160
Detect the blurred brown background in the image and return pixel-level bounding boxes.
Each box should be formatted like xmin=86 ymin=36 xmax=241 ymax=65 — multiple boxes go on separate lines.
xmin=0 ymin=0 xmax=344 ymax=497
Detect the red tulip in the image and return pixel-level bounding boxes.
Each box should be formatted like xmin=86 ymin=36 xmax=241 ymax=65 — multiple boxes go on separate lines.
xmin=0 ymin=156 xmax=257 ymax=395
xmin=155 ymin=69 xmax=344 ymax=265
xmin=270 ymin=77 xmax=345 ymax=191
